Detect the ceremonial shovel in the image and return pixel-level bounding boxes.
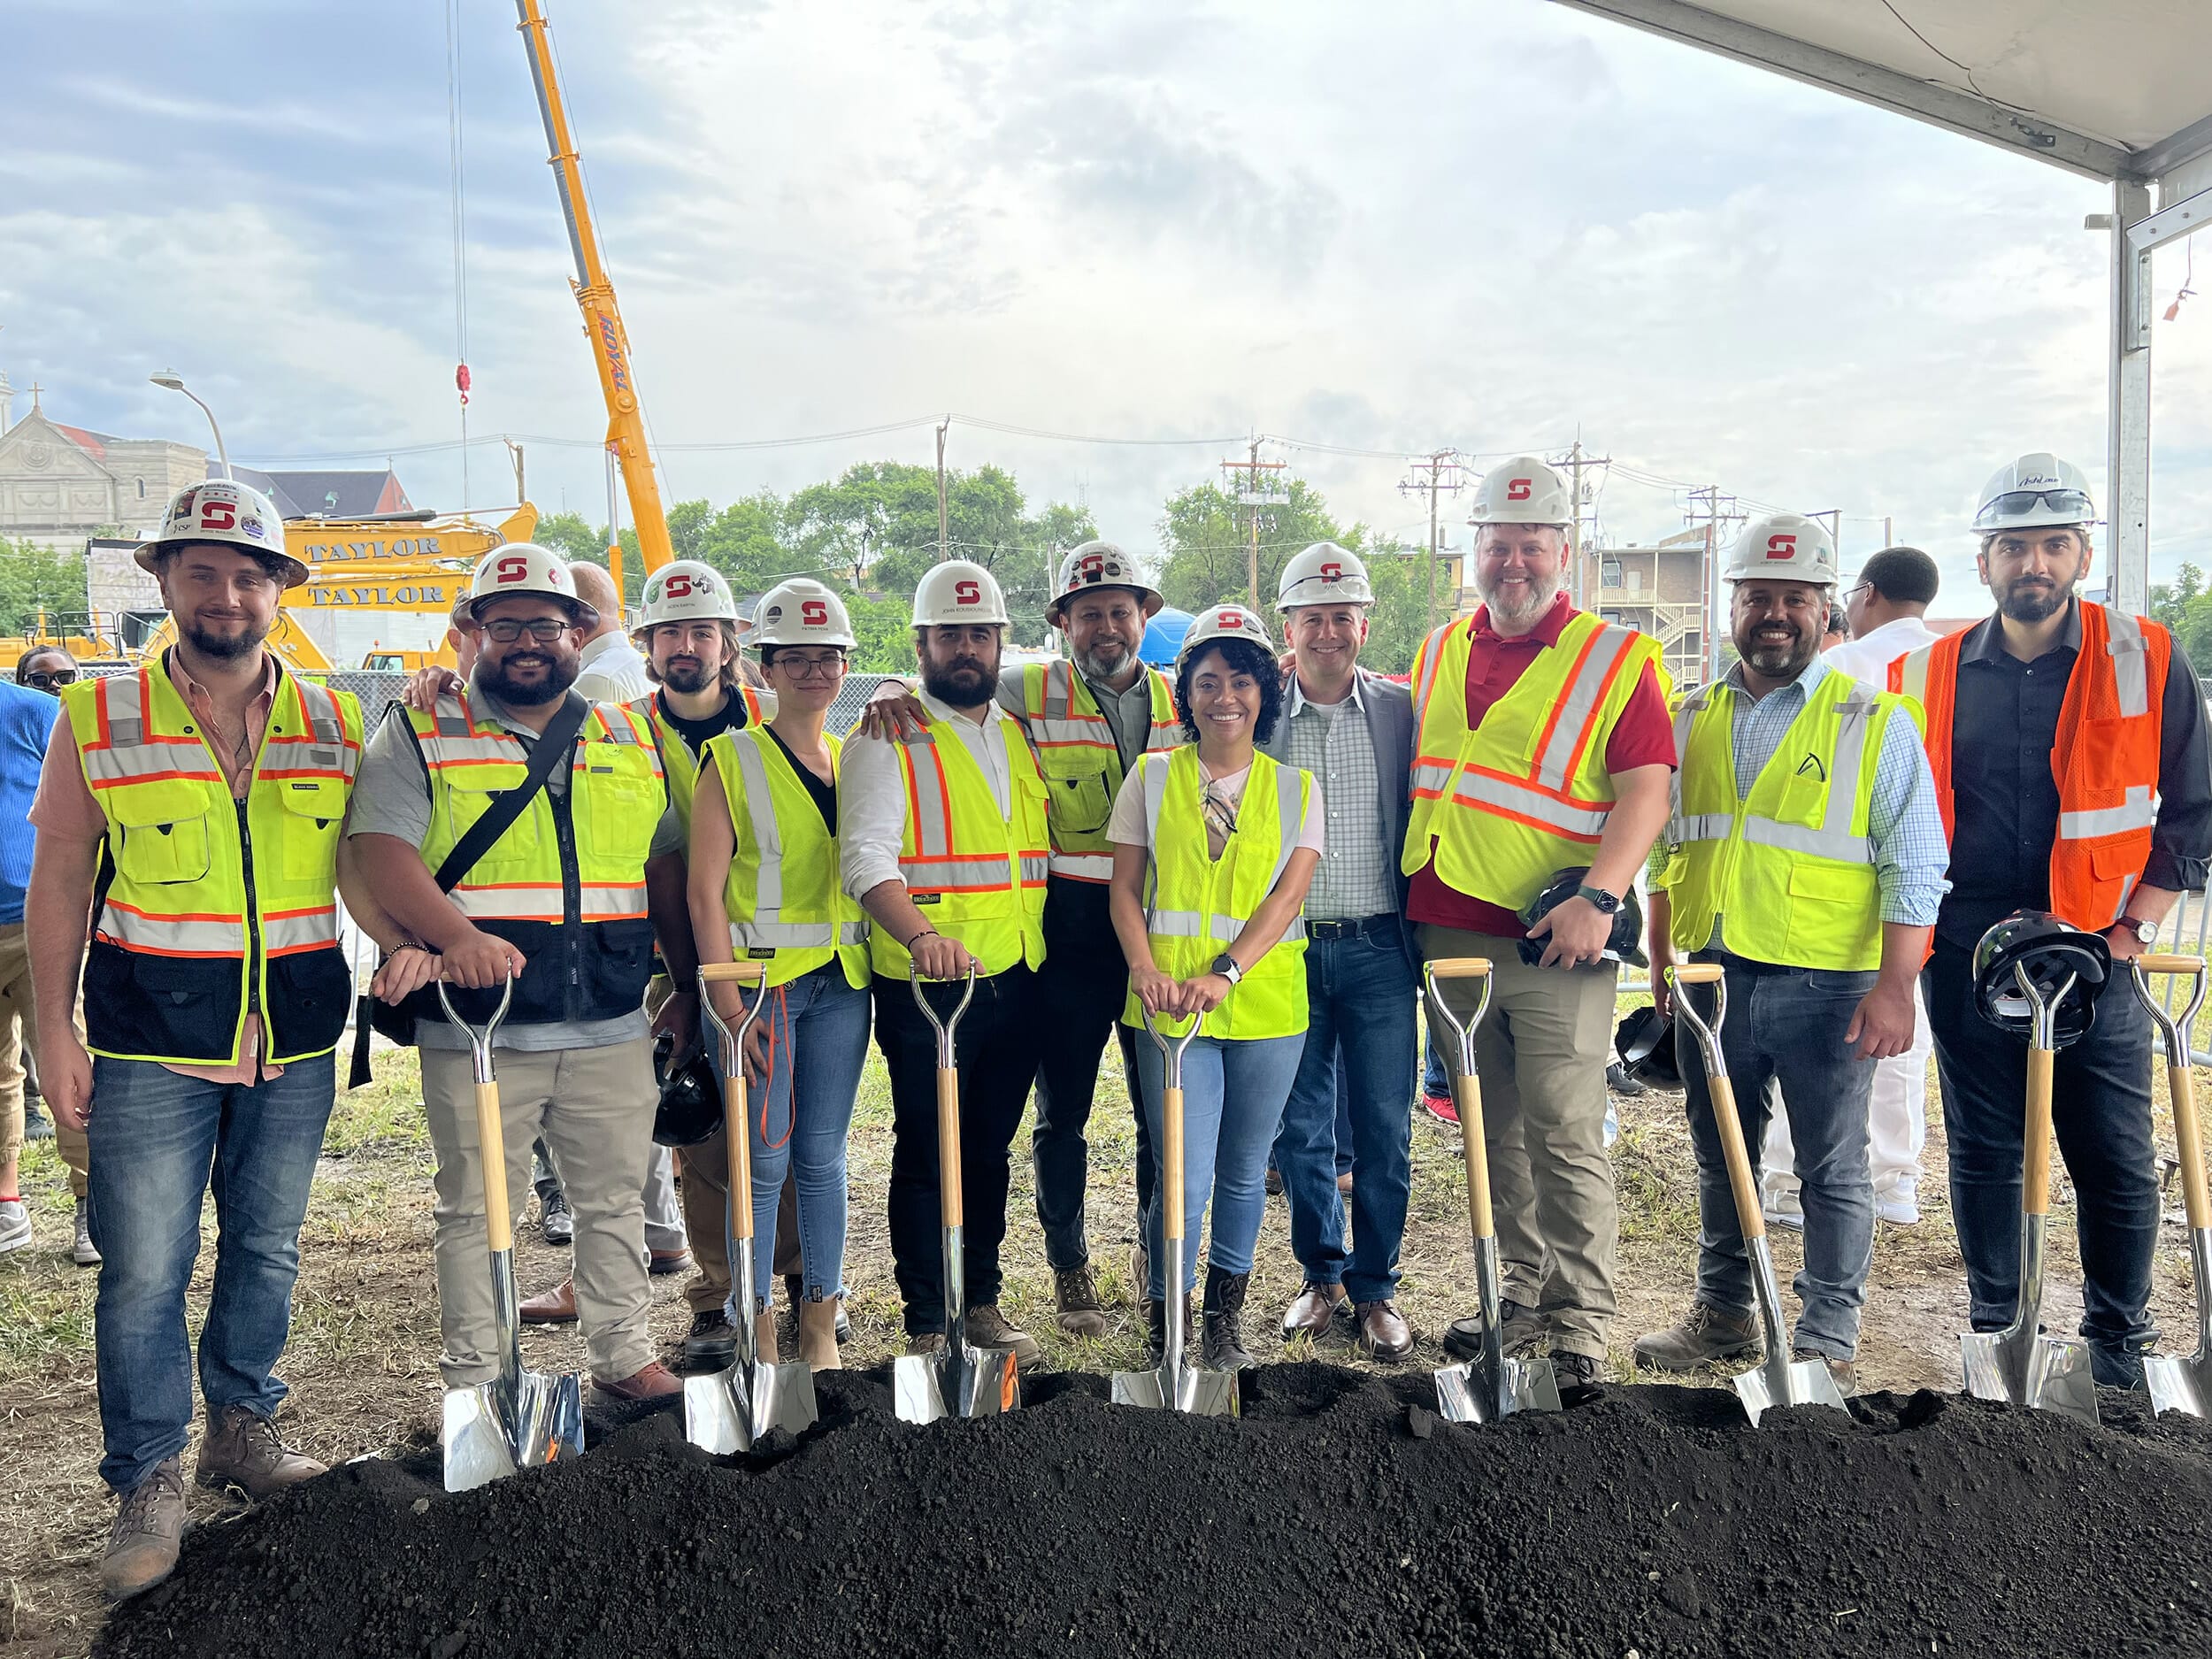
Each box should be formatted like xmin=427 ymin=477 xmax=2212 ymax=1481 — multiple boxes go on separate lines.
xmin=685 ymin=962 xmax=819 ymax=1453
xmin=1958 ymin=961 xmax=2099 ymax=1427
xmin=2133 ymin=954 xmax=2212 ymax=1418
xmin=1668 ymin=964 xmax=1849 ymax=1426
xmin=894 ymin=964 xmax=1020 ymax=1423
xmin=1111 ymin=1007 xmax=1238 ymax=1417
xmin=439 ymin=976 xmax=587 ymax=1491
xmin=1424 ymin=959 xmax=1560 ymax=1423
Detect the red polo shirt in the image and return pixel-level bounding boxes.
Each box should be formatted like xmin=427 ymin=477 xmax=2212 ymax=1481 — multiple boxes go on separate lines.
xmin=1407 ymin=592 xmax=1676 ymax=935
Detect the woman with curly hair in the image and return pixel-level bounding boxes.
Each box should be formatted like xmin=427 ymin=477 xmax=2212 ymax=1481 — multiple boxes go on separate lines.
xmin=1108 ymin=605 xmax=1321 ymax=1371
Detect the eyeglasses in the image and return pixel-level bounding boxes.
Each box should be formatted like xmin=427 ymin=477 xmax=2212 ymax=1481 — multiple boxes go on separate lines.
xmin=20 ymin=670 xmax=76 ymax=690
xmin=1838 ymin=581 xmax=1871 ymax=603
xmin=774 ymin=652 xmax=849 ymax=680
xmin=1973 ymin=489 xmax=2093 ymax=532
xmin=483 ymin=618 xmax=572 ymax=644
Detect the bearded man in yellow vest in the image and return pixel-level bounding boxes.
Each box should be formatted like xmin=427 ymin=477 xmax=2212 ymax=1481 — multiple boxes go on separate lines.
xmin=1405 ymin=458 xmax=1675 ymax=1405
xmin=841 ymin=560 xmax=1049 ymax=1365
xmin=1638 ymin=516 xmax=1947 ymax=1394
xmin=27 ymin=481 xmax=356 ymax=1601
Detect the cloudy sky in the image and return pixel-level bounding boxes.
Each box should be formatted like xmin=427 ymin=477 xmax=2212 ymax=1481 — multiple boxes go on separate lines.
xmin=5 ymin=0 xmax=2207 ymax=610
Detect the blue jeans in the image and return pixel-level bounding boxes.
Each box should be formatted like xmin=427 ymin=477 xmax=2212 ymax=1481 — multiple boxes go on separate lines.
xmin=1137 ymin=1029 xmax=1304 ymax=1297
xmin=87 ymin=1053 xmax=336 ymax=1494
xmin=1272 ymin=930 xmax=1419 ymax=1303
xmin=732 ymin=965 xmax=872 ymax=1312
xmin=1673 ymin=956 xmax=1876 ymax=1359
xmin=1423 ymin=1027 xmax=1448 ymax=1100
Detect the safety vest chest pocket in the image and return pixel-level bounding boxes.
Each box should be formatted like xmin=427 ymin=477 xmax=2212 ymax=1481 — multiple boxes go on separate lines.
xmin=274 ymin=778 xmax=349 ymax=886
xmin=1782 ymin=860 xmax=1876 ymax=953
xmin=441 ymin=763 xmax=533 ymax=873
xmin=2073 ymin=717 xmax=2148 ymax=796
xmin=109 ymin=787 xmax=214 ymax=886
xmin=1048 ymin=767 xmax=1114 ymax=834
xmin=576 ymin=742 xmax=661 ymax=872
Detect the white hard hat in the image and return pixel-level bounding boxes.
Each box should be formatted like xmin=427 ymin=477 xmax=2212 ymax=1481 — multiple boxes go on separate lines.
xmin=1278 ymin=541 xmax=1373 ymax=609
xmin=1724 ymin=513 xmax=1839 ymax=587
xmin=1470 ymin=457 xmax=1573 ymax=528
xmin=1046 ymin=540 xmax=1162 ymax=623
xmin=138 ymin=480 xmax=305 ymax=587
xmin=752 ymin=578 xmax=856 ymax=649
xmin=911 ymin=559 xmax=1010 ymax=627
xmin=464 ymin=542 xmax=598 ymax=626
xmin=631 ymin=559 xmax=740 ymax=639
xmin=1178 ymin=603 xmax=1276 ymax=664
xmin=1973 ymin=453 xmax=2096 ymax=534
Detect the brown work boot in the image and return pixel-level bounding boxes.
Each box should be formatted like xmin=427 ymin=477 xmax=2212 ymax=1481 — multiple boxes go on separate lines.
xmin=753 ymin=1308 xmax=781 ymax=1363
xmin=1795 ymin=1348 xmax=1857 ymax=1397
xmin=1633 ymin=1300 xmax=1761 ymax=1372
xmin=519 ymin=1276 xmax=579 ymax=1325
xmin=594 ymin=1361 xmax=683 ymax=1402
xmin=1280 ymin=1280 xmax=1348 ymax=1338
xmin=905 ymin=1332 xmax=948 ymax=1356
xmin=1053 ymin=1264 xmax=1109 ymax=1338
xmin=797 ymin=1296 xmax=841 ymax=1370
xmin=964 ymin=1303 xmax=1043 ymax=1366
xmin=1131 ymin=1238 xmax=1152 ymax=1325
xmin=1443 ymin=1298 xmax=1545 ymax=1362
xmin=195 ymin=1406 xmax=326 ymax=1499
xmin=1355 ymin=1301 xmax=1414 ymax=1362
xmin=101 ymin=1456 xmax=186 ymax=1602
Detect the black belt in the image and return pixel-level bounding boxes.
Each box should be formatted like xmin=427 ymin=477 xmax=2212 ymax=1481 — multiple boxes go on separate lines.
xmin=1306 ymin=913 xmax=1400 ymax=942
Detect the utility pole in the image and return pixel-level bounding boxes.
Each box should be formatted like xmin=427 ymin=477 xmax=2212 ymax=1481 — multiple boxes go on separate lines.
xmin=934 ymin=418 xmax=951 ymax=563
xmin=1398 ymin=449 xmax=1463 ymax=634
xmin=1883 ymin=514 xmax=1895 ymax=548
xmin=503 ymin=439 xmax=526 ymax=505
xmin=1551 ymin=440 xmax=1610 ymax=606
xmin=1684 ymin=486 xmax=1746 ymax=683
xmin=1220 ymin=440 xmax=1287 ymax=607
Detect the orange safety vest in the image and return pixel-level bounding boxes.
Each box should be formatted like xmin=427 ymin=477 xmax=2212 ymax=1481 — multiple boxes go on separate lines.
xmin=1892 ymin=602 xmax=2168 ymax=930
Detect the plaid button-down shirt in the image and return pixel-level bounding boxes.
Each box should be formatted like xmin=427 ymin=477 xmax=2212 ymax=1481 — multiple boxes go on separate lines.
xmin=1282 ymin=676 xmax=1393 ymax=922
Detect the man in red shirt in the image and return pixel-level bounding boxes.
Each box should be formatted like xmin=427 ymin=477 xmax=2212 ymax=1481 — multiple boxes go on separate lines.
xmin=1405 ymin=457 xmax=1675 ymax=1402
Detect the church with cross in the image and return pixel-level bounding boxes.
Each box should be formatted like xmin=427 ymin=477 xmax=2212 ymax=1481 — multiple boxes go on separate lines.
xmin=0 ymin=372 xmax=209 ymax=553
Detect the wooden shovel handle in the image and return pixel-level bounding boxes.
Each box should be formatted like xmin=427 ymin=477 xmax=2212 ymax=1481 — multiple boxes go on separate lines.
xmin=1455 ymin=1076 xmax=1492 ymax=1240
xmin=937 ymin=1066 xmax=964 ymax=1227
xmin=475 ymin=1081 xmax=512 ymax=1253
xmin=699 ymin=961 xmax=770 ymax=986
xmin=1671 ymin=962 xmax=1724 ymax=986
xmin=1426 ymin=956 xmax=1492 ymax=981
xmin=2137 ymin=953 xmax=2200 ymax=973
xmin=1705 ymin=1073 xmax=1765 ymax=1243
xmin=2173 ymin=1060 xmax=2210 ymax=1232
xmin=2023 ymin=1046 xmax=2055 ymax=1217
xmin=1162 ymin=1086 xmax=1187 ymax=1244
xmin=726 ymin=1074 xmax=755 ymax=1244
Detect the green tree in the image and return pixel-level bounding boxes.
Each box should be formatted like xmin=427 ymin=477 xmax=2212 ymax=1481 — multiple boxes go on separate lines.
xmin=0 ymin=537 xmax=89 ymax=638
xmin=1156 ymin=477 xmax=1353 ymax=614
xmin=532 ymin=510 xmax=606 ymax=567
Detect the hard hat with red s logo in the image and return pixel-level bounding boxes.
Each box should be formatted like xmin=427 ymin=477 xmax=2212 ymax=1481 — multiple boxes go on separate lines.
xmin=1277 ymin=541 xmax=1374 ymax=609
xmin=631 ymin=558 xmax=740 ymax=638
xmin=911 ymin=558 xmax=1010 ymax=627
xmin=1469 ymin=457 xmax=1573 ymax=529
xmin=751 ymin=577 xmax=856 ymax=649
xmin=463 ymin=542 xmax=598 ymax=625
xmin=1177 ymin=603 xmax=1276 ymax=664
xmin=1045 ymin=539 xmax=1163 ymax=624
xmin=1724 ymin=512 xmax=1839 ymax=587
xmin=137 ymin=479 xmax=307 ymax=587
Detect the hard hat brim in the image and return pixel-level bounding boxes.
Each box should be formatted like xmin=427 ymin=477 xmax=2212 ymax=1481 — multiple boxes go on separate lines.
xmin=468 ymin=592 xmax=600 ymax=630
xmin=631 ymin=613 xmax=751 ymax=642
xmin=136 ymin=537 xmax=311 ymax=589
xmin=1046 ymin=583 xmax=1164 ymax=625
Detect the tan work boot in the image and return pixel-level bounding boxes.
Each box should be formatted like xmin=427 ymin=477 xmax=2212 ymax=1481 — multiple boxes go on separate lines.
xmin=101 ymin=1456 xmax=186 ymax=1602
xmin=965 ymin=1302 xmax=1043 ymax=1366
xmin=195 ymin=1405 xmax=326 ymax=1500
xmin=753 ymin=1308 xmax=781 ymax=1363
xmin=797 ymin=1296 xmax=842 ymax=1370
xmin=1053 ymin=1264 xmax=1109 ymax=1337
xmin=1633 ymin=1300 xmax=1761 ymax=1372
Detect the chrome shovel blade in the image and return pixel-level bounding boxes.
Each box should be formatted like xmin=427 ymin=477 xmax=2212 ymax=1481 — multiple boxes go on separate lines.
xmin=684 ymin=1360 xmax=819 ymax=1454
xmin=1961 ymin=1328 xmax=2101 ymax=1427
xmin=1732 ymin=1353 xmax=1848 ymax=1428
xmin=2143 ymin=1352 xmax=2211 ymax=1419
xmin=1434 ymin=1352 xmax=1563 ymax=1425
xmin=895 ymin=1342 xmax=1018 ymax=1424
xmin=1110 ymin=1364 xmax=1239 ymax=1416
xmin=441 ymin=1368 xmax=586 ymax=1493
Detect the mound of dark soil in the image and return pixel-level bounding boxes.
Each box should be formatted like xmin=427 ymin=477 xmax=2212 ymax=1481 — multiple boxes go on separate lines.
xmin=98 ymin=1364 xmax=2212 ymax=1658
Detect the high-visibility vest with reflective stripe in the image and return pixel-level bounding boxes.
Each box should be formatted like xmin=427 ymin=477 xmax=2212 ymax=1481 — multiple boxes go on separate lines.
xmin=63 ymin=657 xmax=362 ymax=1065
xmin=705 ymin=726 xmax=868 ymax=991
xmin=1121 ymin=746 xmax=1310 ymax=1041
xmin=1402 ymin=609 xmax=1667 ymax=913
xmin=1892 ymin=602 xmax=2169 ymax=932
xmin=631 ymin=683 xmax=773 ymax=836
xmin=1662 ymin=672 xmax=1907 ymax=971
xmin=1020 ymin=660 xmax=1182 ymax=882
xmin=403 ymin=694 xmax=668 ymax=1028
xmin=867 ymin=716 xmax=1050 ymax=979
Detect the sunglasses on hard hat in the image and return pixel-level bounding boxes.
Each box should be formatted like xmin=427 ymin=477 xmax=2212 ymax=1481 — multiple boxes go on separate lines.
xmin=1973 ymin=489 xmax=2094 ymax=531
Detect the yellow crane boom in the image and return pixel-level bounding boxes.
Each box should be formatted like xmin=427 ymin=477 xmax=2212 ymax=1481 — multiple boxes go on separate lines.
xmin=514 ymin=0 xmax=672 ymax=587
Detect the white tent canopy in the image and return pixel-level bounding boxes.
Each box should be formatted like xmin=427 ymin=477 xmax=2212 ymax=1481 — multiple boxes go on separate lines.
xmin=1553 ymin=0 xmax=2212 ymax=612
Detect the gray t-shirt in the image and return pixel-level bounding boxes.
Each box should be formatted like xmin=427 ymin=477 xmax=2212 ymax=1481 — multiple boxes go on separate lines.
xmin=349 ymin=681 xmax=680 ymax=1052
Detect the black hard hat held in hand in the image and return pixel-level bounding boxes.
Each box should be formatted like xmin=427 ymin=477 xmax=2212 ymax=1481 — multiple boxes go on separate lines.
xmin=1518 ymin=866 xmax=1648 ymax=970
xmin=1614 ymin=1004 xmax=1681 ymax=1089
xmin=651 ymin=1031 xmax=725 ymax=1148
xmin=1971 ymin=910 xmax=2110 ymax=1048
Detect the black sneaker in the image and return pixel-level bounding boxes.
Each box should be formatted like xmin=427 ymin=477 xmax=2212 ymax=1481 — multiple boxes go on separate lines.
xmin=1606 ymin=1061 xmax=1647 ymax=1098
xmin=1552 ymin=1350 xmax=1605 ymax=1407
xmin=23 ymin=1099 xmax=54 ymax=1142
xmin=682 ymin=1310 xmax=738 ymax=1365
xmin=1442 ymin=1299 xmax=1543 ymax=1361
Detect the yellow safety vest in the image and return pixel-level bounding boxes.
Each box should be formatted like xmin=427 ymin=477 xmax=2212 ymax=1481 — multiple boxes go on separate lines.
xmin=1121 ymin=746 xmax=1311 ymax=1041
xmin=705 ymin=726 xmax=869 ymax=990
xmin=65 ymin=655 xmax=362 ymax=1066
xmin=1661 ymin=670 xmax=1909 ymax=972
xmin=1402 ymin=610 xmax=1667 ymax=913
xmin=403 ymin=693 xmax=667 ymax=1028
xmin=1020 ymin=660 xmax=1182 ymax=881
xmin=632 ymin=683 xmax=774 ymax=837
xmin=867 ymin=714 xmax=1050 ymax=979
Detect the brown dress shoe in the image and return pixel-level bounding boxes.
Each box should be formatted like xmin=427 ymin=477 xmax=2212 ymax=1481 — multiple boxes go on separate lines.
xmin=519 ymin=1277 xmax=579 ymax=1325
xmin=196 ymin=1406 xmax=326 ymax=1499
xmin=1355 ymin=1301 xmax=1414 ymax=1362
xmin=102 ymin=1456 xmax=187 ymax=1602
xmin=1280 ymin=1280 xmax=1348 ymax=1338
xmin=594 ymin=1361 xmax=683 ymax=1402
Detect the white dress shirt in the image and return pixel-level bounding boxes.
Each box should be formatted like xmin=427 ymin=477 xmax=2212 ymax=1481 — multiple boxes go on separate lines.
xmin=1823 ymin=614 xmax=1947 ymax=689
xmin=840 ymin=689 xmax=1022 ymax=898
xmin=573 ymin=631 xmax=654 ymax=704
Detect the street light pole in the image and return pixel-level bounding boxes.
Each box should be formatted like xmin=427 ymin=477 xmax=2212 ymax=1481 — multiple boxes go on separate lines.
xmin=150 ymin=370 xmax=231 ymax=480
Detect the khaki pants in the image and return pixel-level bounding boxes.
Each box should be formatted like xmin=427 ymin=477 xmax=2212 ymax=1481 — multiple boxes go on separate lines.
xmin=0 ymin=922 xmax=89 ymax=1198
xmin=1420 ymin=925 xmax=1620 ymax=1361
xmin=421 ymin=1038 xmax=658 ymax=1386
xmin=678 ymin=1125 xmax=802 ymax=1314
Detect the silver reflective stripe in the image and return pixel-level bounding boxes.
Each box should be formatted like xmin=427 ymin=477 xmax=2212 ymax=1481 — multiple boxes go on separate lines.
xmin=1534 ymin=623 xmax=1637 ymax=794
xmin=1051 ymin=850 xmax=1116 ymax=880
xmin=730 ymin=918 xmax=839 ymax=948
xmin=1448 ymin=770 xmax=1609 ymax=837
xmin=730 ymin=735 xmax=786 ymax=918
xmin=1150 ymin=909 xmax=1210 ymax=938
xmin=896 ymin=730 xmax=952 ymax=858
xmin=2113 ymin=872 xmax=2139 ymax=924
xmin=434 ymin=703 xmax=472 ymax=738
xmin=105 ymin=672 xmax=146 ymax=748
xmin=2059 ymin=783 xmax=2158 ymax=839
xmin=1739 ymin=696 xmax=1878 ymax=863
xmin=1411 ymin=622 xmax=1455 ymax=726
xmin=2105 ymin=605 xmax=2148 ymax=718
xmin=1411 ymin=761 xmax=1453 ymax=796
xmin=1671 ymin=813 xmax=1734 ymax=843
xmin=1665 ymin=686 xmax=1717 ymax=830
xmin=901 ymin=856 xmax=1022 ymax=890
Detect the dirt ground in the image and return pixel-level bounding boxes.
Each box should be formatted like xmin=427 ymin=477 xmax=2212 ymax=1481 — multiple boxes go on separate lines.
xmin=4 ymin=1022 xmax=2208 ymax=1655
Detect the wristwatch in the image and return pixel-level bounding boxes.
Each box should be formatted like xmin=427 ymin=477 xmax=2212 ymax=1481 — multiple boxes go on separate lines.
xmin=1210 ymin=954 xmax=1244 ymax=985
xmin=1576 ymin=884 xmax=1621 ymax=914
xmin=2116 ymin=916 xmax=2158 ymax=945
